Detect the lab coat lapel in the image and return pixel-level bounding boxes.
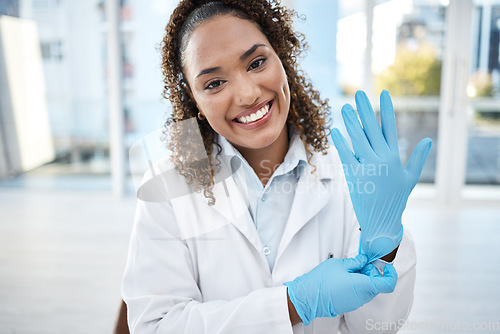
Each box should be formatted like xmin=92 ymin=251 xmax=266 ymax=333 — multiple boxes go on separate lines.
xmin=211 ymin=174 xmax=263 ymax=252
xmin=276 ymin=151 xmax=337 ymax=261
xmin=170 ymin=166 xmax=263 ymax=252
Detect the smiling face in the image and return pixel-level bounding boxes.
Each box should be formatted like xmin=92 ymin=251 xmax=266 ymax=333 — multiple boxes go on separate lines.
xmin=182 ymin=14 xmax=291 ymax=160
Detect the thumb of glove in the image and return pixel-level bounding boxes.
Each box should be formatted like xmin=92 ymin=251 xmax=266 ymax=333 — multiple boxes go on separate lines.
xmin=369 ymin=263 xmax=398 ymax=294
xmin=342 ymin=254 xmax=368 ymax=273
xmin=405 ymin=138 xmax=432 ymax=180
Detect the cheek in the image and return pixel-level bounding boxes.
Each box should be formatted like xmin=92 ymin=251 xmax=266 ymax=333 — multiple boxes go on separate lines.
xmin=196 ymin=95 xmax=231 ymax=122
xmin=283 ymin=75 xmax=290 ymax=99
xmin=274 ymin=63 xmax=290 ymax=98
xmin=266 ymin=63 xmax=289 ymax=96
xmin=279 ymin=70 xmax=291 ymax=107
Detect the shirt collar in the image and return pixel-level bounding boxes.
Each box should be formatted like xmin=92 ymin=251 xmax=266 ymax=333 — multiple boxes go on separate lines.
xmin=280 ymin=127 xmax=308 ymax=179
xmin=216 ymin=134 xmax=249 ymax=176
xmin=216 ymin=126 xmax=308 ymax=180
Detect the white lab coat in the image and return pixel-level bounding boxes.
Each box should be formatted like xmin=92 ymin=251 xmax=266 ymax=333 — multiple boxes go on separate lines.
xmin=122 ymin=143 xmax=416 ymax=334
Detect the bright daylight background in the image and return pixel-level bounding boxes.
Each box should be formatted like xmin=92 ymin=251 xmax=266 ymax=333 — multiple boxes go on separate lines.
xmin=0 ymin=0 xmax=499 ymax=333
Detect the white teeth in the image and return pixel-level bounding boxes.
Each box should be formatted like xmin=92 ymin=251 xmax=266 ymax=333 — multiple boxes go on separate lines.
xmin=237 ymin=103 xmax=270 ymax=124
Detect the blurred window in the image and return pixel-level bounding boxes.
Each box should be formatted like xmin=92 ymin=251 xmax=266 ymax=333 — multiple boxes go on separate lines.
xmin=40 ymin=40 xmax=63 ymax=61
xmin=466 ymin=2 xmax=500 ymax=185
xmin=32 ymin=0 xmax=60 ymax=9
xmin=1 ymin=0 xmax=498 ymax=197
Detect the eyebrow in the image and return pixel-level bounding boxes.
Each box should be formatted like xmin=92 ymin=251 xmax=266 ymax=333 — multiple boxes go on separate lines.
xmin=195 ymin=43 xmax=267 ymax=79
xmin=196 ymin=66 xmax=221 ymax=78
xmin=240 ymin=43 xmax=266 ymax=61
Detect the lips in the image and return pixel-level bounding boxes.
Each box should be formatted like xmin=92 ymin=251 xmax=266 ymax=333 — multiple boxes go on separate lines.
xmin=233 ymin=99 xmax=274 ymax=124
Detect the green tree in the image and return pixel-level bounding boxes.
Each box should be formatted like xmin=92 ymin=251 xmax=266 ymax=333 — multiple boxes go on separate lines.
xmin=376 ymin=45 xmax=442 ymax=96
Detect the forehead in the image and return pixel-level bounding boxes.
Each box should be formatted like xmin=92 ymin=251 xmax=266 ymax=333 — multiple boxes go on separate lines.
xmin=183 ymin=15 xmax=270 ymax=77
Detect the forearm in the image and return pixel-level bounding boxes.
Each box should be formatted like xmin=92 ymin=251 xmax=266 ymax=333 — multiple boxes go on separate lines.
xmin=125 ymin=286 xmax=294 ymax=333
xmin=286 ymin=288 xmax=302 ymax=326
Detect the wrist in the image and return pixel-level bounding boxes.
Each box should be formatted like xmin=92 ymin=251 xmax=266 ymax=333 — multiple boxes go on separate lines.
xmin=380 ymin=245 xmax=399 ymax=262
xmin=286 ymin=288 xmax=302 ymax=326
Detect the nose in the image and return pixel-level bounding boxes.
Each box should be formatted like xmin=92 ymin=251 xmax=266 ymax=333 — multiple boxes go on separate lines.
xmin=233 ymin=73 xmax=261 ymax=107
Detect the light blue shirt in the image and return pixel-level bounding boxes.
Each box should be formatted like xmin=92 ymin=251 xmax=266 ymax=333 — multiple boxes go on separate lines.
xmin=218 ymin=129 xmax=308 ymax=271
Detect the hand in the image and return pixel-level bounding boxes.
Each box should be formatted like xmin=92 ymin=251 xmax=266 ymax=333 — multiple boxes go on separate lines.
xmin=331 ymin=90 xmax=432 ymax=262
xmin=283 ymin=254 xmax=397 ymax=325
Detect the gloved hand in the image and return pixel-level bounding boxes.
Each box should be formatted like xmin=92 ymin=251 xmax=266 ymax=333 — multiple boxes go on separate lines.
xmin=331 ymin=90 xmax=432 ymax=262
xmin=283 ymin=254 xmax=397 ymax=326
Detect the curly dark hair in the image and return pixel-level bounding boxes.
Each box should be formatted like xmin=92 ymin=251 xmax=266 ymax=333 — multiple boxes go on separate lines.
xmin=161 ymin=0 xmax=330 ymax=205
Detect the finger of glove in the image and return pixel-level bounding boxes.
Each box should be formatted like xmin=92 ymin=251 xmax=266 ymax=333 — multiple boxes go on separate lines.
xmin=405 ymin=137 xmax=432 ymax=181
xmin=370 ymin=263 xmax=398 ymax=294
xmin=360 ymin=263 xmax=380 ymax=277
xmin=355 ymin=90 xmax=389 ymax=155
xmin=341 ymin=103 xmax=374 ymax=160
xmin=343 ymin=254 xmax=368 ymax=272
xmin=380 ymin=90 xmax=399 ymax=154
xmin=331 ymin=128 xmax=360 ymax=167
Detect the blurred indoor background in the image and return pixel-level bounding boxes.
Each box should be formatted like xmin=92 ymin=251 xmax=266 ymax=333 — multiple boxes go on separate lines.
xmin=0 ymin=0 xmax=499 ymax=333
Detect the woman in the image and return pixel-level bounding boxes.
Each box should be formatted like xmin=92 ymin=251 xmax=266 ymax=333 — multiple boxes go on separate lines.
xmin=121 ymin=0 xmax=431 ymax=333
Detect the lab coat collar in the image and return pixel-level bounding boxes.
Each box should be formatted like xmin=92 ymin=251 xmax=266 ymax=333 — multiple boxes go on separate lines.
xmin=308 ymin=142 xmax=339 ymax=182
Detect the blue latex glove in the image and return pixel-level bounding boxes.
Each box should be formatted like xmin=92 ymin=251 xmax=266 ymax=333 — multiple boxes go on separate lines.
xmin=331 ymin=90 xmax=432 ymax=262
xmin=283 ymin=254 xmax=397 ymax=326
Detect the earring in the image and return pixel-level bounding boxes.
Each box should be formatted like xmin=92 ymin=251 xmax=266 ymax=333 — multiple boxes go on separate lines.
xmin=198 ymin=112 xmax=205 ymax=120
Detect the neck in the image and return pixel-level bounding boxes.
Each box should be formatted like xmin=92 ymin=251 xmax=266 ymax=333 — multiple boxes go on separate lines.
xmin=236 ymin=125 xmax=289 ymax=186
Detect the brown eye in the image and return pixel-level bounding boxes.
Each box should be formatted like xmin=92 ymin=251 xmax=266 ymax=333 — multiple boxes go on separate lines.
xmin=205 ymin=80 xmax=224 ymax=90
xmin=248 ymin=58 xmax=266 ymax=71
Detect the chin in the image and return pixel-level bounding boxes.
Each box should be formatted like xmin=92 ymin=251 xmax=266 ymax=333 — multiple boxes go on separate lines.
xmin=240 ymin=126 xmax=287 ymax=150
